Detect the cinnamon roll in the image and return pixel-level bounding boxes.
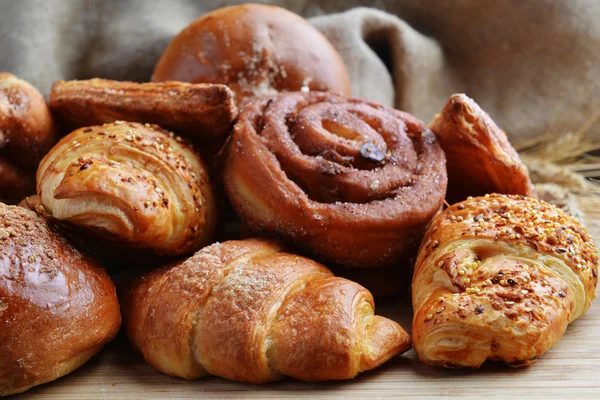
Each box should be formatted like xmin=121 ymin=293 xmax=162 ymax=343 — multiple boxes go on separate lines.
xmin=223 ymin=92 xmax=447 ymax=268
xmin=37 ymin=122 xmax=216 ymax=256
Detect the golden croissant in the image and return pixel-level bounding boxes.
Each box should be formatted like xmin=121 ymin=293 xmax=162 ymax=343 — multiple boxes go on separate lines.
xmin=36 ymin=121 xmax=217 ymax=256
xmin=412 ymin=194 xmax=598 ymax=367
xmin=429 ymin=94 xmax=534 ymax=203
xmin=121 ymin=238 xmax=412 ymax=382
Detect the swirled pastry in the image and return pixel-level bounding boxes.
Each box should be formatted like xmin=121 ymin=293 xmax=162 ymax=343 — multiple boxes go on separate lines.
xmin=50 ymin=79 xmax=237 ymax=141
xmin=412 ymin=194 xmax=598 ymax=367
xmin=37 ymin=122 xmax=216 ymax=256
xmin=0 ymin=203 xmax=120 ymax=396
xmin=121 ymin=238 xmax=411 ymax=382
xmin=223 ymin=92 xmax=447 ymax=268
xmin=0 ymin=73 xmax=57 ymax=203
xmin=429 ymin=94 xmax=534 ymax=203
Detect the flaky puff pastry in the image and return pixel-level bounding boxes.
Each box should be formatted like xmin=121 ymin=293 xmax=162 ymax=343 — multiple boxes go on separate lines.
xmin=223 ymin=92 xmax=447 ymax=268
xmin=37 ymin=122 xmax=216 ymax=256
xmin=121 ymin=238 xmax=412 ymax=382
xmin=412 ymin=194 xmax=598 ymax=368
xmin=429 ymin=94 xmax=534 ymax=203
xmin=0 ymin=73 xmax=57 ymax=204
xmin=49 ymin=78 xmax=237 ymax=140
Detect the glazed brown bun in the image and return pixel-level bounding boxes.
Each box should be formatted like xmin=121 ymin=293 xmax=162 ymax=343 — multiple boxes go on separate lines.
xmin=0 ymin=203 xmax=121 ymax=396
xmin=223 ymin=92 xmax=447 ymax=268
xmin=0 ymin=73 xmax=57 ymax=204
xmin=37 ymin=122 xmax=217 ymax=257
xmin=412 ymin=194 xmax=597 ymax=368
xmin=152 ymin=4 xmax=351 ymax=106
xmin=122 ymin=238 xmax=411 ymax=382
xmin=429 ymin=94 xmax=535 ymax=203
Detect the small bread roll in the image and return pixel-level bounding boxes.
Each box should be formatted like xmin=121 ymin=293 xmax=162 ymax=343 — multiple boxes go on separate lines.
xmin=0 ymin=203 xmax=121 ymax=396
xmin=152 ymin=4 xmax=350 ymax=106
xmin=0 ymin=73 xmax=57 ymax=204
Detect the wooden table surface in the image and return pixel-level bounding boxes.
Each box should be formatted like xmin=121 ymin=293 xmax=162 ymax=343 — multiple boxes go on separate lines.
xmin=12 ymin=291 xmax=598 ymax=399
xmin=12 ymin=219 xmax=600 ymax=399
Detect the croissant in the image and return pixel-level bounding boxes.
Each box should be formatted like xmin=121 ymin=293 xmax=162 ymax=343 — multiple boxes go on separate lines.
xmin=36 ymin=121 xmax=217 ymax=256
xmin=0 ymin=203 xmax=120 ymax=396
xmin=429 ymin=94 xmax=534 ymax=203
xmin=412 ymin=194 xmax=598 ymax=367
xmin=0 ymin=73 xmax=57 ymax=204
xmin=121 ymin=238 xmax=412 ymax=382
xmin=49 ymin=78 xmax=237 ymax=140
xmin=223 ymin=92 xmax=447 ymax=268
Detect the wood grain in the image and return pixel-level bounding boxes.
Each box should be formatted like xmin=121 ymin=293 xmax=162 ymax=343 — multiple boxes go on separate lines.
xmin=10 ymin=288 xmax=598 ymax=399
xmin=12 ymin=219 xmax=600 ymax=399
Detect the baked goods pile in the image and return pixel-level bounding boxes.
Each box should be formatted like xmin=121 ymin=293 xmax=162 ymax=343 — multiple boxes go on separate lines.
xmin=0 ymin=3 xmax=597 ymax=396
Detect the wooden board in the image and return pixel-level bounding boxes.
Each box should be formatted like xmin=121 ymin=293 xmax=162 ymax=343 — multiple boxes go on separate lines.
xmin=13 ymin=289 xmax=600 ymax=399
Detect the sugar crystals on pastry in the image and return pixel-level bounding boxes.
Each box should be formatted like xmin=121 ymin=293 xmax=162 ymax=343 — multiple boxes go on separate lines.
xmin=37 ymin=121 xmax=217 ymax=256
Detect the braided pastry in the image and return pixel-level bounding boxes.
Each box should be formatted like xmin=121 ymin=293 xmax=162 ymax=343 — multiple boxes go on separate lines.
xmin=0 ymin=73 xmax=57 ymax=204
xmin=122 ymin=238 xmax=412 ymax=382
xmin=37 ymin=121 xmax=216 ymax=256
xmin=429 ymin=94 xmax=534 ymax=203
xmin=412 ymin=194 xmax=598 ymax=367
xmin=223 ymin=92 xmax=447 ymax=268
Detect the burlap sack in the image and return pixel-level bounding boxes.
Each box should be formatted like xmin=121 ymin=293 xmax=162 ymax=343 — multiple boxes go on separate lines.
xmin=1 ymin=0 xmax=598 ymax=233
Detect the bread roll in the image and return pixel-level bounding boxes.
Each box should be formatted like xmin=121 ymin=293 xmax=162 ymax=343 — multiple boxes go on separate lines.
xmin=0 ymin=203 xmax=121 ymax=396
xmin=0 ymin=73 xmax=57 ymax=204
xmin=152 ymin=4 xmax=350 ymax=106
xmin=412 ymin=194 xmax=597 ymax=367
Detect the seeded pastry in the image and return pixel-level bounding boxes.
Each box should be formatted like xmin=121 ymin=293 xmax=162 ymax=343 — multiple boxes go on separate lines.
xmin=36 ymin=122 xmax=217 ymax=257
xmin=412 ymin=194 xmax=597 ymax=367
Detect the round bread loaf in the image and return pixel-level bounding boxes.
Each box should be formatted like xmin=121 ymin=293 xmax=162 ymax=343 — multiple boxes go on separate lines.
xmin=152 ymin=4 xmax=351 ymax=106
xmin=0 ymin=203 xmax=121 ymax=396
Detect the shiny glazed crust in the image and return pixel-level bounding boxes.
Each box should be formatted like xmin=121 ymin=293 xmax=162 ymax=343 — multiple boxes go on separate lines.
xmin=429 ymin=94 xmax=534 ymax=203
xmin=223 ymin=92 xmax=447 ymax=268
xmin=50 ymin=79 xmax=237 ymax=140
xmin=0 ymin=204 xmax=121 ymax=396
xmin=121 ymin=238 xmax=412 ymax=383
xmin=0 ymin=73 xmax=57 ymax=203
xmin=412 ymin=194 xmax=598 ymax=367
xmin=151 ymin=4 xmax=350 ymax=105
xmin=36 ymin=122 xmax=217 ymax=256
